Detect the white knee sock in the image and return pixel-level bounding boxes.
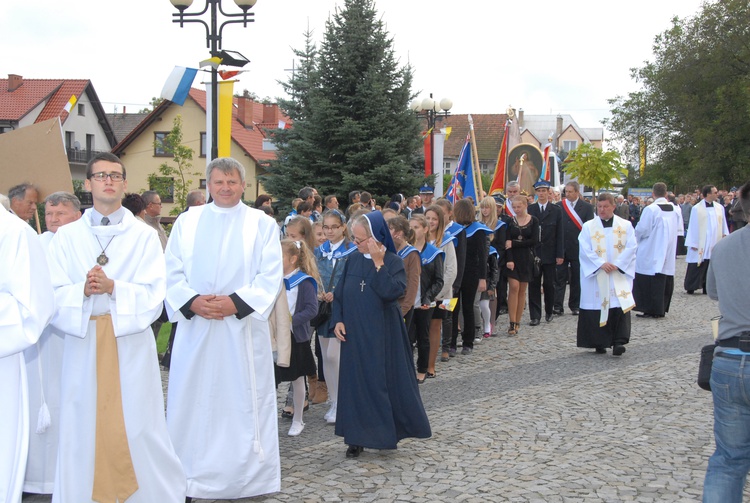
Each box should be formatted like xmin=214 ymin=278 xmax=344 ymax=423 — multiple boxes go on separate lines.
xmin=291 ymin=377 xmax=306 ymax=424
xmin=320 ymin=337 xmax=340 ymax=404
xmin=479 ymin=299 xmax=491 ymax=333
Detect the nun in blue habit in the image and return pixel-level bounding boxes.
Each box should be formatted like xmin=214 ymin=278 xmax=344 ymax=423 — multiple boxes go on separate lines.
xmin=332 ymin=211 xmax=431 ymax=458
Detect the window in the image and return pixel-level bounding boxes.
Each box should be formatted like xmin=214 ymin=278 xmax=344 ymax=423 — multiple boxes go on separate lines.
xmin=200 ymin=132 xmax=207 ymax=157
xmin=262 ymin=139 xmax=277 ymax=151
xmin=78 ymin=103 xmax=85 ymax=116
xmin=199 ymin=179 xmax=207 ymax=189
xmin=149 ymin=177 xmax=174 ymax=203
xmin=86 ymin=134 xmax=95 ymax=152
xmin=563 ymin=140 xmax=578 ymax=152
xmin=480 ymin=162 xmax=491 ymax=174
xmin=154 ymin=132 xmax=171 ymax=156
xmin=65 ymin=131 xmax=75 ymax=149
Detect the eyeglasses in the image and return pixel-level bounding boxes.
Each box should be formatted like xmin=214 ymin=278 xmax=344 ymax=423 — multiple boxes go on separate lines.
xmin=150 ymin=201 xmax=162 ymax=206
xmin=354 ymin=237 xmax=368 ymax=245
xmin=90 ymin=172 xmax=125 ymax=182
xmin=322 ymin=225 xmax=341 ymax=231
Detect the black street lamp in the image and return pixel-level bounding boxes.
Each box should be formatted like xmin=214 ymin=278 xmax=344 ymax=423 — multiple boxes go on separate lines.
xmin=169 ymin=0 xmax=257 ymax=161
xmin=411 ymin=94 xmax=453 ymax=179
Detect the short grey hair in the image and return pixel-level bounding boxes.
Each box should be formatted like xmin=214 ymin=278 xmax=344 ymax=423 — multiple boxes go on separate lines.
xmin=141 ymin=190 xmax=160 ymax=205
xmin=45 ymin=191 xmax=81 ymax=211
xmin=206 ymin=157 xmax=245 ymax=184
xmin=507 ymin=181 xmax=520 ymax=189
xmin=186 ymin=190 xmax=205 ymax=207
xmin=8 ymin=183 xmax=36 ymax=201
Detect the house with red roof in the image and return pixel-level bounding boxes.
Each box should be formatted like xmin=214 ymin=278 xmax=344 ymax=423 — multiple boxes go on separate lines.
xmin=111 ymin=88 xmax=288 ymax=214
xmin=0 ymin=74 xmax=117 ymax=181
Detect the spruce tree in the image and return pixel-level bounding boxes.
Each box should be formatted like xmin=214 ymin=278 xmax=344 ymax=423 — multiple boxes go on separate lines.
xmin=264 ymin=0 xmax=422 ymax=209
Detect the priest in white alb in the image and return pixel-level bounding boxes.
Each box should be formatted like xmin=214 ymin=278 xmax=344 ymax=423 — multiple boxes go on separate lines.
xmin=165 ymin=157 xmax=283 ymax=501
xmin=1 ymin=206 xmax=54 ymax=503
xmin=47 ymin=153 xmax=186 ymax=503
xmin=577 ymin=193 xmax=637 ymax=356
xmin=632 ymin=183 xmax=683 ymax=319
xmin=23 ymin=191 xmax=81 ymax=496
xmin=684 ymin=185 xmax=729 ymax=294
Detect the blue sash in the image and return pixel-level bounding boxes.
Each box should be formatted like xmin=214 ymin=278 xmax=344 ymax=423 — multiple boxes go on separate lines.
xmin=284 ymin=271 xmax=318 ymax=293
xmin=397 ymin=245 xmax=419 ymax=260
xmin=443 ymin=222 xmax=465 ymax=248
xmin=420 ymin=242 xmax=445 ymax=265
xmin=494 ymin=220 xmax=507 ymax=231
xmin=465 ymin=221 xmax=493 ymax=238
xmin=489 ymin=246 xmax=499 ymax=258
xmin=317 ymin=240 xmax=357 ymax=260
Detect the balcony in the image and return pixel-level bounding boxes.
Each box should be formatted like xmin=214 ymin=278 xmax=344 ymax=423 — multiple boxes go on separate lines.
xmin=67 ymin=148 xmax=105 ymax=164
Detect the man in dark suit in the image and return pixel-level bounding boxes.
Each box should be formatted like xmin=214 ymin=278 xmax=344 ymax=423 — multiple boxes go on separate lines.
xmin=528 ymin=180 xmax=564 ymax=325
xmin=554 ymin=180 xmax=595 ymax=315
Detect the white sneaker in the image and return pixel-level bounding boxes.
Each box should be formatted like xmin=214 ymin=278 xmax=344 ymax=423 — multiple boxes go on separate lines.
xmin=324 ymin=402 xmax=337 ymax=424
xmin=288 ymin=421 xmax=305 ymax=436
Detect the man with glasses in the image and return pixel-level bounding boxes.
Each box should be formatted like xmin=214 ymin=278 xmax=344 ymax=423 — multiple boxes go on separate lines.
xmin=47 ymin=152 xmax=186 ymax=502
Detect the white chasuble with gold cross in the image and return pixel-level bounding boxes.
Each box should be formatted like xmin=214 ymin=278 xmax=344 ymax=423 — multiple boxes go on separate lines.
xmin=578 ymin=215 xmax=638 ymax=326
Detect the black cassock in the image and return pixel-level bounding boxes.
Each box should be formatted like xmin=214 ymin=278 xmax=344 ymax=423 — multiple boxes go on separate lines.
xmin=332 ymin=251 xmax=431 ymax=449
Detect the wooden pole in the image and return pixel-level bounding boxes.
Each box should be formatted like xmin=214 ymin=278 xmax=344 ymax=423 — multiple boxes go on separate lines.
xmin=468 ymin=115 xmax=484 ymax=208
xmin=34 ymin=205 xmax=42 ymax=234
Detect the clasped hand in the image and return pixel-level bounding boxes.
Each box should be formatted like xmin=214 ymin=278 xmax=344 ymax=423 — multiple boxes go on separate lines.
xmin=191 ymin=295 xmax=238 ymax=320
xmin=600 ymin=262 xmax=618 ymax=273
xmin=84 ymin=265 xmax=114 ymax=297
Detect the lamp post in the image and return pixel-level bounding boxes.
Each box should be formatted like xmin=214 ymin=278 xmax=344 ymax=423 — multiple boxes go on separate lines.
xmin=169 ymin=0 xmax=257 ymax=161
xmin=411 ymin=94 xmax=452 ymax=194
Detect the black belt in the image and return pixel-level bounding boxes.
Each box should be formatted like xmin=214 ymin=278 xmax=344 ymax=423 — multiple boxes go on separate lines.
xmin=717 ymin=337 xmax=741 ymax=348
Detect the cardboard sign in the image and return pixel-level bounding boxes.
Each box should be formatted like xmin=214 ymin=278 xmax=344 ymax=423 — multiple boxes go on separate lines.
xmin=0 ymin=117 xmax=74 ymax=198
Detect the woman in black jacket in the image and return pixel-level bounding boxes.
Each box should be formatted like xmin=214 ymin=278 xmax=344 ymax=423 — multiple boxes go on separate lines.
xmin=409 ymin=214 xmax=444 ymax=383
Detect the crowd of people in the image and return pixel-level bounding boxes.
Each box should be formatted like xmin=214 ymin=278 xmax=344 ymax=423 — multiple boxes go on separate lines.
xmin=2 ymin=154 xmax=749 ymax=502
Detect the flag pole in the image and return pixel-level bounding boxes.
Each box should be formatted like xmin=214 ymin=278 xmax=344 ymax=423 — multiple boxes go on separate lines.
xmin=468 ymin=115 xmax=483 ymax=208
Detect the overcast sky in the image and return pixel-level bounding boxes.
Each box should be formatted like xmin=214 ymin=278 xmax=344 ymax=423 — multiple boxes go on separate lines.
xmin=2 ymin=0 xmax=705 ymax=135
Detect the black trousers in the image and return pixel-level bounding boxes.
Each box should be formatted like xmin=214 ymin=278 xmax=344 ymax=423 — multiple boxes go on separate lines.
xmin=554 ymin=259 xmax=581 ymax=311
xmin=496 ymin=272 xmax=508 ymax=313
xmin=451 ymin=275 xmax=479 ymax=349
xmin=528 ymin=262 xmax=557 ymax=320
xmin=414 ymin=307 xmax=434 ymax=373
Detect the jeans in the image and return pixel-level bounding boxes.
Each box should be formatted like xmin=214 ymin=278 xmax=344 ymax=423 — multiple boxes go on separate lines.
xmin=703 ymin=353 xmax=750 ymax=502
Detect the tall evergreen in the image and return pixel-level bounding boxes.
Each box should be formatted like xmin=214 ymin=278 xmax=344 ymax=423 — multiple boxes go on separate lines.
xmin=263 ymin=0 xmax=422 ymax=209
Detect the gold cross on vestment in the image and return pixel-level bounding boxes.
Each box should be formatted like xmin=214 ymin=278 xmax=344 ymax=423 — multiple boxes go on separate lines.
xmin=592 ymin=231 xmax=605 ymax=243
xmin=614 ymin=226 xmax=627 ymax=239
xmin=615 ymin=240 xmax=626 ymax=253
xmin=601 ymin=298 xmax=609 ymax=309
xmin=617 ymin=290 xmax=630 ymax=299
xmin=595 ymin=246 xmax=605 ymax=257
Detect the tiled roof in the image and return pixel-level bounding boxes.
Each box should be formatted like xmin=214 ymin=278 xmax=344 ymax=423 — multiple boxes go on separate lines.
xmin=520 ymin=114 xmax=603 ymax=145
xmin=106 ymin=112 xmax=150 ymax=143
xmin=0 ymin=78 xmax=88 ymax=122
xmin=441 ymin=114 xmax=508 ymax=160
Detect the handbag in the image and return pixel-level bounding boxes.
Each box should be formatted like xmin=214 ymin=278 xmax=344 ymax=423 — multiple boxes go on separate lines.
xmin=697 ymin=344 xmax=715 ymax=391
xmin=310 ymin=259 xmax=339 ymax=329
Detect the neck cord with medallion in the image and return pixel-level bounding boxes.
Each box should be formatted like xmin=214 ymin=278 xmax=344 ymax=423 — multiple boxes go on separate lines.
xmin=96 ymin=216 xmax=115 ymax=265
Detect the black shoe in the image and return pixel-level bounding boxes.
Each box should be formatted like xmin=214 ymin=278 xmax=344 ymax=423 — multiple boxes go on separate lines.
xmin=635 ymin=313 xmax=653 ymax=318
xmin=552 ymin=308 xmax=564 ymax=316
xmin=595 ymin=347 xmax=606 ymax=354
xmin=346 ymin=445 xmax=364 ymax=458
xmin=687 ymin=290 xmax=694 ymax=295
xmin=497 ymin=307 xmax=508 ymax=315
xmin=545 ymin=314 xmax=553 ymax=323
xmin=612 ymin=345 xmax=626 ymax=356
xmin=530 ymin=319 xmax=540 ymax=326
xmin=571 ymin=309 xmax=579 ymax=316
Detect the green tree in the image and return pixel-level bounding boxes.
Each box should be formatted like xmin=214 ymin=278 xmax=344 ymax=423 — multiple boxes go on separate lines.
xmin=263 ymin=0 xmax=422 ymax=210
xmin=138 ymin=97 xmax=164 ymax=114
xmin=606 ymin=0 xmax=750 ymax=190
xmin=563 ymin=143 xmax=625 ymax=195
xmin=147 ymin=115 xmax=201 ymax=215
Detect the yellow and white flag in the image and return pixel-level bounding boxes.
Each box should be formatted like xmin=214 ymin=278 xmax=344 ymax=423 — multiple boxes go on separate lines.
xmin=63 ymin=95 xmax=78 ymax=114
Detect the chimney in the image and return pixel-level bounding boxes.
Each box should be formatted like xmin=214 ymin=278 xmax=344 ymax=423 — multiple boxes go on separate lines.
xmin=123 ymin=106 xmax=127 ymax=114
xmin=263 ymin=104 xmax=279 ymax=125
xmin=8 ymin=74 xmax=23 ymax=92
xmin=237 ymin=97 xmax=254 ymax=127
xmin=518 ymin=108 xmax=524 ymax=127
xmin=555 ymin=114 xmax=564 ymax=150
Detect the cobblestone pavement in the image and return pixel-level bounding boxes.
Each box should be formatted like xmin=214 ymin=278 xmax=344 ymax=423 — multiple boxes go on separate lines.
xmin=24 ymin=258 xmax=747 ymax=502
